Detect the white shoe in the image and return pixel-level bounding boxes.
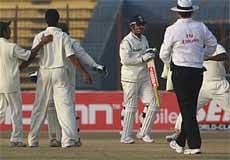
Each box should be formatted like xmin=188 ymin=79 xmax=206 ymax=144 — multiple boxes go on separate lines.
xmin=169 ymin=140 xmax=184 ymax=153
xmin=184 ymin=149 xmax=201 ymax=154
xmin=136 ymin=132 xmax=143 ymax=139
xmin=142 ymin=135 xmax=153 ymax=143
xmin=120 ymin=137 xmax=134 ymax=144
xmin=165 ymin=132 xmax=179 ymax=142
xmin=29 ymin=142 xmax=39 ymax=148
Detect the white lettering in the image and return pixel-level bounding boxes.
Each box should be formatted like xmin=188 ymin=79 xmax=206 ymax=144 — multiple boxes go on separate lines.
xmin=197 ymin=108 xmax=206 ymax=122
xmin=88 ymin=104 xmax=113 ymax=124
xmin=206 ymin=101 xmax=222 ymax=121
xmin=168 ymin=112 xmax=178 ymax=124
xmin=76 ymin=104 xmax=88 ymax=124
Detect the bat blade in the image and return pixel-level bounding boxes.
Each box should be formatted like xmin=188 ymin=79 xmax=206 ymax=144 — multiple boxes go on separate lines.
xmin=147 ymin=59 xmax=160 ymax=107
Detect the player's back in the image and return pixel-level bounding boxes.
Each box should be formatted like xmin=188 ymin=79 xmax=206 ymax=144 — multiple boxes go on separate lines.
xmin=33 ymin=27 xmax=73 ymax=69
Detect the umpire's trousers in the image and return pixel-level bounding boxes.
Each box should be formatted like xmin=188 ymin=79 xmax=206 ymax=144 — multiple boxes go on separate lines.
xmin=172 ymin=64 xmax=203 ymax=149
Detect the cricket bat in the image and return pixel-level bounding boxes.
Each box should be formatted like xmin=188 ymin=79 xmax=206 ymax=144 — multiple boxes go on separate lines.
xmin=147 ymin=58 xmax=160 ymax=107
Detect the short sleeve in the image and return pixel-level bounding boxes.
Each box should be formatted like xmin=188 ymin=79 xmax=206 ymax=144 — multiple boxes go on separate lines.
xmin=63 ymin=34 xmax=75 ymax=57
xmin=215 ymin=44 xmax=226 ymax=55
xmin=13 ymin=44 xmax=31 ymax=61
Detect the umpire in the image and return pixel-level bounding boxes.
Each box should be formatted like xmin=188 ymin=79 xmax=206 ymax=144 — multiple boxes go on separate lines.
xmin=159 ymin=0 xmax=217 ymax=154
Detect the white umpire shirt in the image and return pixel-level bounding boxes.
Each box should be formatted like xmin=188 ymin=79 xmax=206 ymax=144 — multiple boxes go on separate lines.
xmin=0 ymin=38 xmax=31 ymax=93
xmin=32 ymin=27 xmax=74 ymax=69
xmin=119 ymin=32 xmax=149 ymax=82
xmin=204 ymin=44 xmax=228 ymax=81
xmin=160 ymin=18 xmax=217 ymax=68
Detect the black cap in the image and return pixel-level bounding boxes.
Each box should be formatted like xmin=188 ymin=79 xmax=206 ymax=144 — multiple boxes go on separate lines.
xmin=129 ymin=15 xmax=146 ymax=26
xmin=0 ymin=21 xmax=11 ymax=36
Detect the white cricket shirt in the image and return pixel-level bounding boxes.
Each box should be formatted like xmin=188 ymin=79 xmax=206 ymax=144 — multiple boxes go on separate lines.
xmin=32 ymin=27 xmax=74 ymax=69
xmin=0 ymin=38 xmax=31 ymax=93
xmin=119 ymin=32 xmax=149 ymax=82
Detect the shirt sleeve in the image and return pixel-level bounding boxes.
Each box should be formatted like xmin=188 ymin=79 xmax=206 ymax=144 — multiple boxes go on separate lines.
xmin=13 ymin=44 xmax=31 ymax=61
xmin=159 ymin=27 xmax=173 ymax=64
xmin=72 ymin=39 xmax=98 ymax=67
xmin=119 ymin=40 xmax=143 ymax=65
xmin=215 ymin=44 xmax=226 ymax=55
xmin=203 ymin=24 xmax=217 ymax=57
xmin=63 ymin=34 xmax=75 ymax=57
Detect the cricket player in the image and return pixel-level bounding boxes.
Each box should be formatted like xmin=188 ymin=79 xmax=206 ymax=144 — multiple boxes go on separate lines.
xmin=0 ymin=21 xmax=52 ymax=147
xmin=160 ymin=0 xmax=217 ymax=154
xmin=27 ymin=9 xmax=92 ymax=148
xmin=45 ymin=22 xmax=107 ymax=147
xmin=165 ymin=43 xmax=230 ymax=141
xmin=119 ymin=15 xmax=158 ymax=144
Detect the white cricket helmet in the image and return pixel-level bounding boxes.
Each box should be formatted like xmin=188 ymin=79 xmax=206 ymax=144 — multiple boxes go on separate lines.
xmin=171 ymin=0 xmax=199 ymax=12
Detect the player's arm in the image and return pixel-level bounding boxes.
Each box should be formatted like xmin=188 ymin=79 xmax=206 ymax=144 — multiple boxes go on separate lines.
xmin=120 ymin=40 xmax=154 ymax=65
xmin=205 ymin=53 xmax=227 ymax=61
xmin=72 ymin=40 xmax=107 ymax=74
xmin=72 ymin=40 xmax=98 ymax=67
xmin=64 ymin=35 xmax=92 ymax=84
xmin=68 ymin=55 xmax=92 ymax=84
xmin=19 ymin=34 xmax=53 ymax=70
xmin=159 ymin=28 xmax=173 ymax=65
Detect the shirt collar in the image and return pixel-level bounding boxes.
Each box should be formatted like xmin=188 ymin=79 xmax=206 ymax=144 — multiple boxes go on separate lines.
xmin=130 ymin=32 xmax=142 ymax=41
xmin=177 ymin=18 xmax=193 ymax=23
xmin=45 ymin=26 xmax=62 ymax=32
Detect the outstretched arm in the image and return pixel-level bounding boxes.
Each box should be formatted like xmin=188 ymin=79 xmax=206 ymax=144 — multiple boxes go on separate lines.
xmin=68 ymin=54 xmax=92 ymax=84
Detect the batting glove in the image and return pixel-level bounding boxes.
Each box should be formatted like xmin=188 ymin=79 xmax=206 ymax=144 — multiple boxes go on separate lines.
xmin=94 ymin=65 xmax=108 ymax=77
xmin=29 ymin=71 xmax=38 ymax=83
xmin=142 ymin=48 xmax=158 ymax=62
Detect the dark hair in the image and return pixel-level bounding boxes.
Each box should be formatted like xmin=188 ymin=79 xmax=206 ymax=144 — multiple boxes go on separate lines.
xmin=57 ymin=22 xmax=69 ymax=34
xmin=178 ymin=11 xmax=193 ymax=18
xmin=0 ymin=21 xmax=10 ymax=37
xmin=45 ymin=9 xmax=60 ymax=26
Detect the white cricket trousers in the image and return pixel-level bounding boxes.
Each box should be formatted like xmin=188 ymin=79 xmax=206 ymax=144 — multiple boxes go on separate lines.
xmin=47 ymin=84 xmax=79 ymax=143
xmin=0 ymin=92 xmax=24 ymax=142
xmin=121 ymin=77 xmax=158 ymax=139
xmin=28 ymin=68 xmax=77 ymax=147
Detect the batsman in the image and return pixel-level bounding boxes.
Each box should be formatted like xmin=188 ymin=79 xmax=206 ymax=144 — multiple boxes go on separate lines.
xmin=119 ymin=15 xmax=159 ymax=144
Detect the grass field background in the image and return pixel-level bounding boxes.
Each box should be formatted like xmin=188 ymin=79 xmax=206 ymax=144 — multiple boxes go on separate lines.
xmin=0 ymin=131 xmax=230 ymax=160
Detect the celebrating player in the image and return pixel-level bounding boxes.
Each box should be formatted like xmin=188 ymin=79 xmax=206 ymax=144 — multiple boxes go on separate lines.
xmin=119 ymin=15 xmax=159 ymax=144
xmin=0 ymin=21 xmax=52 ymax=147
xmin=44 ymin=22 xmax=107 ymax=147
xmin=27 ymin=9 xmax=92 ymax=148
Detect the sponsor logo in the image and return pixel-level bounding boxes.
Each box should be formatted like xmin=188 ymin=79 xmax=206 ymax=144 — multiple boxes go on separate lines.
xmin=1 ymin=92 xmax=229 ymax=131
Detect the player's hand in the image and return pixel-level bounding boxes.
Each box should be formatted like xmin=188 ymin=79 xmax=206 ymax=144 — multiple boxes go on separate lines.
xmin=93 ymin=65 xmax=108 ymax=77
xmin=82 ymin=71 xmax=92 ymax=84
xmin=40 ymin=34 xmax=53 ymax=45
xmin=142 ymin=48 xmax=158 ymax=62
xmin=29 ymin=71 xmax=38 ymax=83
xmin=146 ymin=48 xmax=158 ymax=54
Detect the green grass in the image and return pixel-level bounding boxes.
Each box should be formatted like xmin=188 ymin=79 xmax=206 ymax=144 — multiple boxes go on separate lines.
xmin=0 ymin=132 xmax=230 ymax=160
